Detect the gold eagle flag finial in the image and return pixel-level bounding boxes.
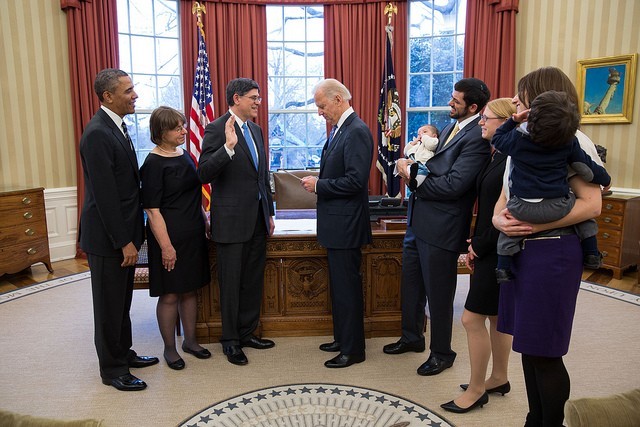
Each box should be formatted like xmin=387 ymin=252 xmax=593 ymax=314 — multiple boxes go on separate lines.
xmin=384 ymin=3 xmax=397 ymax=26
xmin=192 ymin=1 xmax=207 ymax=39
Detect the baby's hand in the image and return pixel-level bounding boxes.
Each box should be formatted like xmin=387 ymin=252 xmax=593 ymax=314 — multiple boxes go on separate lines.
xmin=512 ymin=109 xmax=530 ymax=123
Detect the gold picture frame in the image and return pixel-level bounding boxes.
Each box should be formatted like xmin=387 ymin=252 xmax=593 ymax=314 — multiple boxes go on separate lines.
xmin=576 ymin=53 xmax=637 ymax=124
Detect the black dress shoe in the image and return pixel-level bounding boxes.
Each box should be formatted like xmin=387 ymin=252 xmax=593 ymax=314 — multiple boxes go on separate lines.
xmin=417 ymin=355 xmax=453 ymax=376
xmin=495 ymin=268 xmax=514 ymax=284
xmin=164 ymin=355 xmax=185 ymax=370
xmin=240 ymin=335 xmax=275 ymax=350
xmin=324 ymin=353 xmax=365 ymax=368
xmin=102 ymin=373 xmax=147 ymax=391
xmin=441 ymin=392 xmax=489 ymax=413
xmin=223 ymin=345 xmax=248 ymax=366
xmin=182 ymin=345 xmax=212 ymax=359
xmin=128 ymin=355 xmax=159 ymax=368
xmin=383 ymin=340 xmax=425 ymax=355
xmin=319 ymin=341 xmax=341 ymax=352
xmin=460 ymin=381 xmax=511 ymax=395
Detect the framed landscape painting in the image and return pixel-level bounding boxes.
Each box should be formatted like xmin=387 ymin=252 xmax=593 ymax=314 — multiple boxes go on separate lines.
xmin=576 ymin=54 xmax=637 ymax=124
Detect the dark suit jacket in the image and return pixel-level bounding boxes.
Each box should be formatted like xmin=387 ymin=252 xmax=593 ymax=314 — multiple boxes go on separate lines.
xmin=79 ymin=108 xmax=144 ymax=256
xmin=198 ymin=111 xmax=274 ymax=243
xmin=316 ymin=112 xmax=373 ymax=249
xmin=409 ymin=117 xmax=490 ymax=253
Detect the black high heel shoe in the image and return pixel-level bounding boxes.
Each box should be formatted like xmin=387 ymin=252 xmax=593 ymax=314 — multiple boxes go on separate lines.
xmin=440 ymin=392 xmax=489 ymax=414
xmin=459 ymin=381 xmax=511 ymax=395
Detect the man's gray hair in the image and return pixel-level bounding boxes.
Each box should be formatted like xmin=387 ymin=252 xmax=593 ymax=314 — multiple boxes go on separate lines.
xmin=94 ymin=68 xmax=129 ymax=102
xmin=313 ymin=78 xmax=352 ymax=101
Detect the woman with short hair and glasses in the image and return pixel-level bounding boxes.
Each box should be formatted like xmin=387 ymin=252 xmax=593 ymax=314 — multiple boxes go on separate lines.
xmin=141 ymin=106 xmax=212 ymax=370
xmin=440 ymin=98 xmax=516 ymax=414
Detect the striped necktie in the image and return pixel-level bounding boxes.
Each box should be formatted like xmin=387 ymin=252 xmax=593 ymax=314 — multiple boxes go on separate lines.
xmin=327 ymin=126 xmax=338 ymax=147
xmin=121 ymin=122 xmax=134 ymax=151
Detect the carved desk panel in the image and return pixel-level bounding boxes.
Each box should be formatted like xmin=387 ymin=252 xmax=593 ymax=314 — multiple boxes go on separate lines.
xmin=196 ymin=219 xmax=405 ymax=343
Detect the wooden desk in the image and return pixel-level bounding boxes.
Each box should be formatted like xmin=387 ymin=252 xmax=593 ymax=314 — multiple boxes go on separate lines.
xmin=196 ymin=218 xmax=405 ymax=343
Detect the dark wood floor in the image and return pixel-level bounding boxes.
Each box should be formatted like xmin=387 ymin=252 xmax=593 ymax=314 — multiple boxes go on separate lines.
xmin=1 ymin=257 xmax=639 ymax=295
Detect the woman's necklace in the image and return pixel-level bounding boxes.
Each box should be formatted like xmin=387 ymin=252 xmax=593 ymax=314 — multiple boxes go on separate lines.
xmin=156 ymin=145 xmax=179 ymax=155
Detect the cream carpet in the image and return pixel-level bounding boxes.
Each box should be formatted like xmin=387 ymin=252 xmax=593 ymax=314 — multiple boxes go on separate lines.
xmin=0 ymin=274 xmax=638 ymax=427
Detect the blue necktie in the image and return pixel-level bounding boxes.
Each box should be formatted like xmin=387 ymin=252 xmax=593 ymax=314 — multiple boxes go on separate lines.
xmin=242 ymin=122 xmax=258 ymax=169
xmin=327 ymin=125 xmax=338 ymax=147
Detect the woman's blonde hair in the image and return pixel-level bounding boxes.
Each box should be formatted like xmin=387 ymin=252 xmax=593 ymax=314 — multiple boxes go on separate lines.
xmin=485 ymin=97 xmax=516 ymax=119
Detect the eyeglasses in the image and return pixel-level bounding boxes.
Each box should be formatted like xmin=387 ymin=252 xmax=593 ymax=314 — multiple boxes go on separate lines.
xmin=480 ymin=114 xmax=505 ymax=121
xmin=240 ymin=95 xmax=262 ymax=103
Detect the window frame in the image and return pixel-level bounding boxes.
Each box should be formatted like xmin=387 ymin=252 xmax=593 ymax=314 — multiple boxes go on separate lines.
xmin=117 ymin=0 xmax=183 ymax=166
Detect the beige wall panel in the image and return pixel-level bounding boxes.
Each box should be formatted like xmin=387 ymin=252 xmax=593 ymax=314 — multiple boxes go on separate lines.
xmin=0 ymin=0 xmax=75 ymax=190
xmin=516 ymin=0 xmax=640 ymax=190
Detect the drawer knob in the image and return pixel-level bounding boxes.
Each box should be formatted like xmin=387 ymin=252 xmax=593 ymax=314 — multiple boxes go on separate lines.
xmin=23 ymin=211 xmax=33 ymax=219
xmin=25 ymin=228 xmax=35 ymax=236
xmin=602 ymin=233 xmax=610 ymax=239
xmin=22 ymin=197 xmax=32 ymax=205
xmin=605 ymin=203 xmax=613 ymax=210
xmin=27 ymin=247 xmax=37 ymax=255
xmin=602 ymin=251 xmax=608 ymax=258
xmin=603 ymin=217 xmax=612 ymax=223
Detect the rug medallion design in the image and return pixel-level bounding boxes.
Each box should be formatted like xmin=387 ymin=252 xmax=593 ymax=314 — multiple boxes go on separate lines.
xmin=179 ymin=383 xmax=452 ymax=427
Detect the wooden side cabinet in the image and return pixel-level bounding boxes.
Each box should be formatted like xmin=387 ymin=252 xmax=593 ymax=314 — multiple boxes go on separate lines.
xmin=596 ymin=194 xmax=640 ymax=279
xmin=0 ymin=187 xmax=53 ymax=276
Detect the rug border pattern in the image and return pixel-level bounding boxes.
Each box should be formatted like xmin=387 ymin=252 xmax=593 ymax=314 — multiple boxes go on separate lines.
xmin=579 ymin=280 xmax=640 ymax=306
xmin=0 ymin=271 xmax=91 ymax=304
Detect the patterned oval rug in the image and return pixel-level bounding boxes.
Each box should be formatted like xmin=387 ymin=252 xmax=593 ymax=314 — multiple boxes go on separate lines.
xmin=179 ymin=383 xmax=452 ymax=426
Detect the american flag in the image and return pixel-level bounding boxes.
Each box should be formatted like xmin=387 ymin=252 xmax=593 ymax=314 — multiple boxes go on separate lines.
xmin=188 ymin=27 xmax=214 ymax=210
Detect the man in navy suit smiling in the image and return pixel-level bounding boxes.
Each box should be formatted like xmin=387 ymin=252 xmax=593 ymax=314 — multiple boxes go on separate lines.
xmin=301 ymin=78 xmax=373 ymax=368
xmin=384 ymin=78 xmax=491 ymax=376
xmin=198 ymin=78 xmax=276 ymax=366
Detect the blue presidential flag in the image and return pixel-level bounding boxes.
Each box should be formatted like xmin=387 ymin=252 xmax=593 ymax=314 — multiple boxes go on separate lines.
xmin=376 ymin=31 xmax=402 ymax=198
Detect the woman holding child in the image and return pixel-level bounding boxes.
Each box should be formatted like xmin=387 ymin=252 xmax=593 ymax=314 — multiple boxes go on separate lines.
xmin=493 ymin=67 xmax=605 ymax=426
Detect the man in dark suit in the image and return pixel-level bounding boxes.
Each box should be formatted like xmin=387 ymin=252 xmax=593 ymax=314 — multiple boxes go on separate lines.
xmin=198 ymin=78 xmax=275 ymax=366
xmin=79 ymin=68 xmax=158 ymax=391
xmin=301 ymin=78 xmax=373 ymax=368
xmin=384 ymin=78 xmax=491 ymax=376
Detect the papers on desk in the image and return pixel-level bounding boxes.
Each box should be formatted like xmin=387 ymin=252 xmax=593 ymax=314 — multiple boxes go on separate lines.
xmin=273 ymin=218 xmax=317 ymax=233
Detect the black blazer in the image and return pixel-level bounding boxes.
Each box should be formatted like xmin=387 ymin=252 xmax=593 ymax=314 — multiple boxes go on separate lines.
xmin=408 ymin=117 xmax=491 ymax=253
xmin=79 ymin=108 xmax=144 ymax=257
xmin=316 ymin=112 xmax=373 ymax=249
xmin=471 ymin=152 xmax=507 ymax=259
xmin=198 ymin=112 xmax=274 ymax=243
